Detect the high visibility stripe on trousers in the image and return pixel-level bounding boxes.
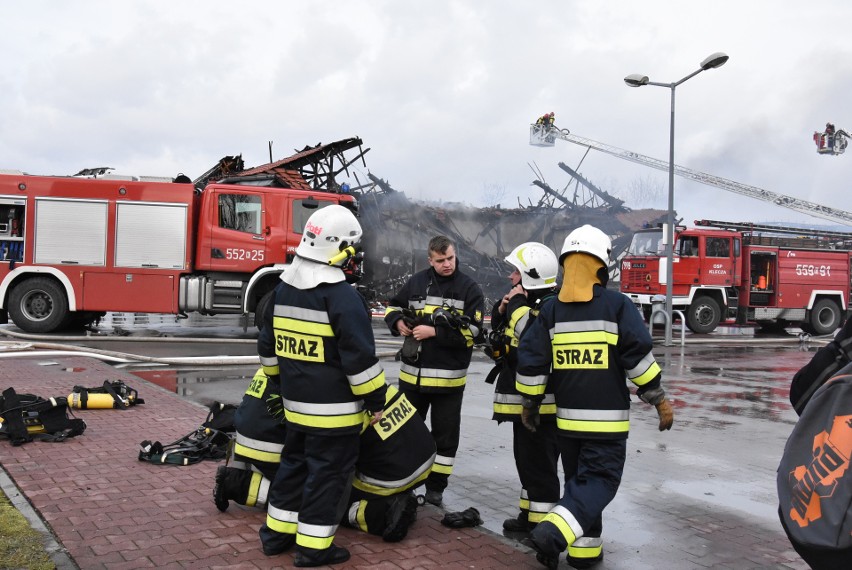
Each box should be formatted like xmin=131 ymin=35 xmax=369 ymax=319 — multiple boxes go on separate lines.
xmin=246 ymin=471 xmax=271 ymax=507
xmin=568 ymin=537 xmax=603 ymax=561
xmin=431 ymin=454 xmax=455 ymax=476
xmin=518 ymin=489 xmax=557 ymax=524
xmin=541 ymin=505 xmax=583 ymax=548
xmin=265 ymin=507 xmax=340 ymax=550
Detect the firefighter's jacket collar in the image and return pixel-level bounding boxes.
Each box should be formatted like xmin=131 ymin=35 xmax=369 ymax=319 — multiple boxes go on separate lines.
xmin=282 ymin=255 xmax=345 ymax=289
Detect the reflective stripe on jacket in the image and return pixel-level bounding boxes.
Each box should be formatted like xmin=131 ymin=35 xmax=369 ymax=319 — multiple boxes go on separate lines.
xmin=257 ymin=280 xmax=387 ymax=435
xmin=516 ymin=285 xmax=662 ymax=439
xmin=385 ymin=267 xmax=484 ymax=393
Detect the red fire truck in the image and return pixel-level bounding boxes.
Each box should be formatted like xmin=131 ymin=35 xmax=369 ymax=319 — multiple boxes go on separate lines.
xmin=620 ymin=220 xmax=852 ymax=335
xmin=0 ymin=171 xmax=356 ymax=333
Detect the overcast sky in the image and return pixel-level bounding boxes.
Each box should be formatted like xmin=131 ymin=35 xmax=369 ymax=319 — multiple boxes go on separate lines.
xmin=3 ymin=1 xmax=851 ymax=229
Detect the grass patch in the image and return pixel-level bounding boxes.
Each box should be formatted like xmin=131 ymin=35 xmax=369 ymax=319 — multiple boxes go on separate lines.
xmin=0 ymin=487 xmax=55 ymax=570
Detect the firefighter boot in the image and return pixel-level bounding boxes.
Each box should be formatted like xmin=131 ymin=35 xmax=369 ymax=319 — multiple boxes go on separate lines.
xmin=566 ymin=537 xmax=604 ymax=569
xmin=213 ymin=465 xmax=255 ymax=512
xmin=521 ymin=537 xmax=559 ymax=570
xmin=424 ymin=489 xmax=443 ymax=506
xmin=503 ymin=511 xmax=534 ymax=533
xmin=383 ymin=491 xmax=419 ymax=542
xmin=294 ymin=544 xmax=351 ymax=567
xmin=259 ymin=524 xmax=296 ymax=556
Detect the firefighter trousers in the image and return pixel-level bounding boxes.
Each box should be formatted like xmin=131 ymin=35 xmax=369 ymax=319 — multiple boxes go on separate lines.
xmin=260 ymin=429 xmax=359 ymax=554
xmin=512 ymin=421 xmax=561 ymax=524
xmin=399 ymin=387 xmax=463 ymax=493
xmin=530 ymin=437 xmax=626 ymax=557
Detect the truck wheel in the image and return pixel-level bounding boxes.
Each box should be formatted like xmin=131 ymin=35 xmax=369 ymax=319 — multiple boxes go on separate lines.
xmin=8 ymin=277 xmax=70 ymax=333
xmin=686 ymin=296 xmax=721 ymax=334
xmin=254 ymin=290 xmax=275 ymax=331
xmin=808 ymin=299 xmax=841 ymax=336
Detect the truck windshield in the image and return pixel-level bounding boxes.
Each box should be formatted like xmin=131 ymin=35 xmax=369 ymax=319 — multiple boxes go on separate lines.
xmin=627 ymin=230 xmax=663 ymax=256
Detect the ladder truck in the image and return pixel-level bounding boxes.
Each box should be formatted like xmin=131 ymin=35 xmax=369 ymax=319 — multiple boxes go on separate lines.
xmin=529 ymin=123 xmax=852 ymax=226
xmin=620 ymin=219 xmax=852 ymax=335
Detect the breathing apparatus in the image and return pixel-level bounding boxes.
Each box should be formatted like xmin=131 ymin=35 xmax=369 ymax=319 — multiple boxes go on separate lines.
xmin=68 ymin=380 xmax=144 ymax=410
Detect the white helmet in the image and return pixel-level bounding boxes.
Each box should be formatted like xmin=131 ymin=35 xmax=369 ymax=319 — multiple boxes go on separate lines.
xmin=504 ymin=242 xmax=558 ymax=290
xmin=560 ymin=225 xmax=611 ymax=266
xmin=295 ymin=204 xmax=362 ymax=265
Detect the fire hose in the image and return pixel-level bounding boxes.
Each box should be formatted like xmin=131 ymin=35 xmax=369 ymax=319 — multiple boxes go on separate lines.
xmin=0 ymin=325 xmax=403 ymax=366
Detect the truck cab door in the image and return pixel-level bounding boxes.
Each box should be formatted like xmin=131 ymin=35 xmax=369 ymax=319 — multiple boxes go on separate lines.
xmin=702 ymin=236 xmax=736 ymax=287
xmin=196 ymin=189 xmax=268 ymax=272
xmin=672 ymin=234 xmax=701 ymax=290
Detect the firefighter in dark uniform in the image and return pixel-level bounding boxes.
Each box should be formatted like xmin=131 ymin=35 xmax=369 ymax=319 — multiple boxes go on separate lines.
xmin=384 ymin=235 xmax=484 ymax=506
xmin=343 ymin=383 xmax=436 ymax=541
xmin=490 ymin=242 xmax=561 ymax=533
xmin=214 ymin=371 xmax=436 ymax=543
xmin=257 ymin=204 xmax=388 ymax=567
xmin=516 ymin=225 xmax=674 ymax=570
xmin=214 ymin=368 xmax=285 ymax=511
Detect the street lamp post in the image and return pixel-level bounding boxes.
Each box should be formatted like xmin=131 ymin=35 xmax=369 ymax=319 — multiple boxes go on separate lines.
xmin=624 ymin=52 xmax=729 ymax=346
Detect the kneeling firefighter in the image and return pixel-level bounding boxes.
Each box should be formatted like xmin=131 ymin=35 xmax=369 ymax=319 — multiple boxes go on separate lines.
xmin=214 ymin=371 xmax=436 ymax=543
xmin=490 ymin=242 xmax=561 ymax=533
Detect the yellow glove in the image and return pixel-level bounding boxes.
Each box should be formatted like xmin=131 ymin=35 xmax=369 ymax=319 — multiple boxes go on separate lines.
xmin=521 ymin=406 xmax=540 ymax=433
xmin=655 ymin=398 xmax=674 ymax=431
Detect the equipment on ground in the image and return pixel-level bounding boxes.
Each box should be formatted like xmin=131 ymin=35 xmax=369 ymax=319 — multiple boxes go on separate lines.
xmin=138 ymin=402 xmax=236 ymax=466
xmin=0 ymin=388 xmax=86 ymax=445
xmin=68 ymin=380 xmax=143 ymax=409
xmin=620 ymin=219 xmax=852 ymax=334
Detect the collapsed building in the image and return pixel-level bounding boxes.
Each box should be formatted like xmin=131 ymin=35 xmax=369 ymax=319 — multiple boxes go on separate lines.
xmin=196 ymin=137 xmax=666 ymax=306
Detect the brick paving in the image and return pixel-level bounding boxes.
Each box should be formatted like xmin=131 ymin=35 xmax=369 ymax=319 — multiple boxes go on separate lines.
xmin=0 ymin=344 xmax=818 ymax=569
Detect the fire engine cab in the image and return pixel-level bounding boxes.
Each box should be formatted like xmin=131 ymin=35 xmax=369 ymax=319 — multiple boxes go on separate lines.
xmin=0 ymin=171 xmax=357 ymax=333
xmin=620 ymin=220 xmax=852 ymax=335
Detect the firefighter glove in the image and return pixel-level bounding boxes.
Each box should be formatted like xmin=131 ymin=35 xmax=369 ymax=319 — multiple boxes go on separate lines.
xmin=655 ymin=398 xmax=674 ymax=431
xmin=266 ymin=393 xmax=285 ymax=421
xmin=521 ymin=398 xmax=540 ymax=433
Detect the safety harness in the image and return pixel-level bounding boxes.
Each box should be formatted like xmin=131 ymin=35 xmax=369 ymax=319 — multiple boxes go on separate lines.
xmin=138 ymin=402 xmax=236 ymax=466
xmin=0 ymin=387 xmax=87 ymax=446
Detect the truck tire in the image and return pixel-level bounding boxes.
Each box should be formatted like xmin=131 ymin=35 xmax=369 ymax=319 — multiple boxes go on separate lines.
xmin=808 ymin=298 xmax=841 ymax=336
xmin=254 ymin=290 xmax=275 ymax=331
xmin=8 ymin=277 xmax=70 ymax=333
xmin=686 ymin=296 xmax=721 ymax=334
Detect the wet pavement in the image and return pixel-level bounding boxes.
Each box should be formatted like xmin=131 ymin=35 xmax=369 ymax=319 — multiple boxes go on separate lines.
xmin=0 ymin=316 xmax=824 ymax=568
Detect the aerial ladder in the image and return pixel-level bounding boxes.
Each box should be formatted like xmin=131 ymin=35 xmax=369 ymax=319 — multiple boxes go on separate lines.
xmin=529 ymin=123 xmax=852 ymax=227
